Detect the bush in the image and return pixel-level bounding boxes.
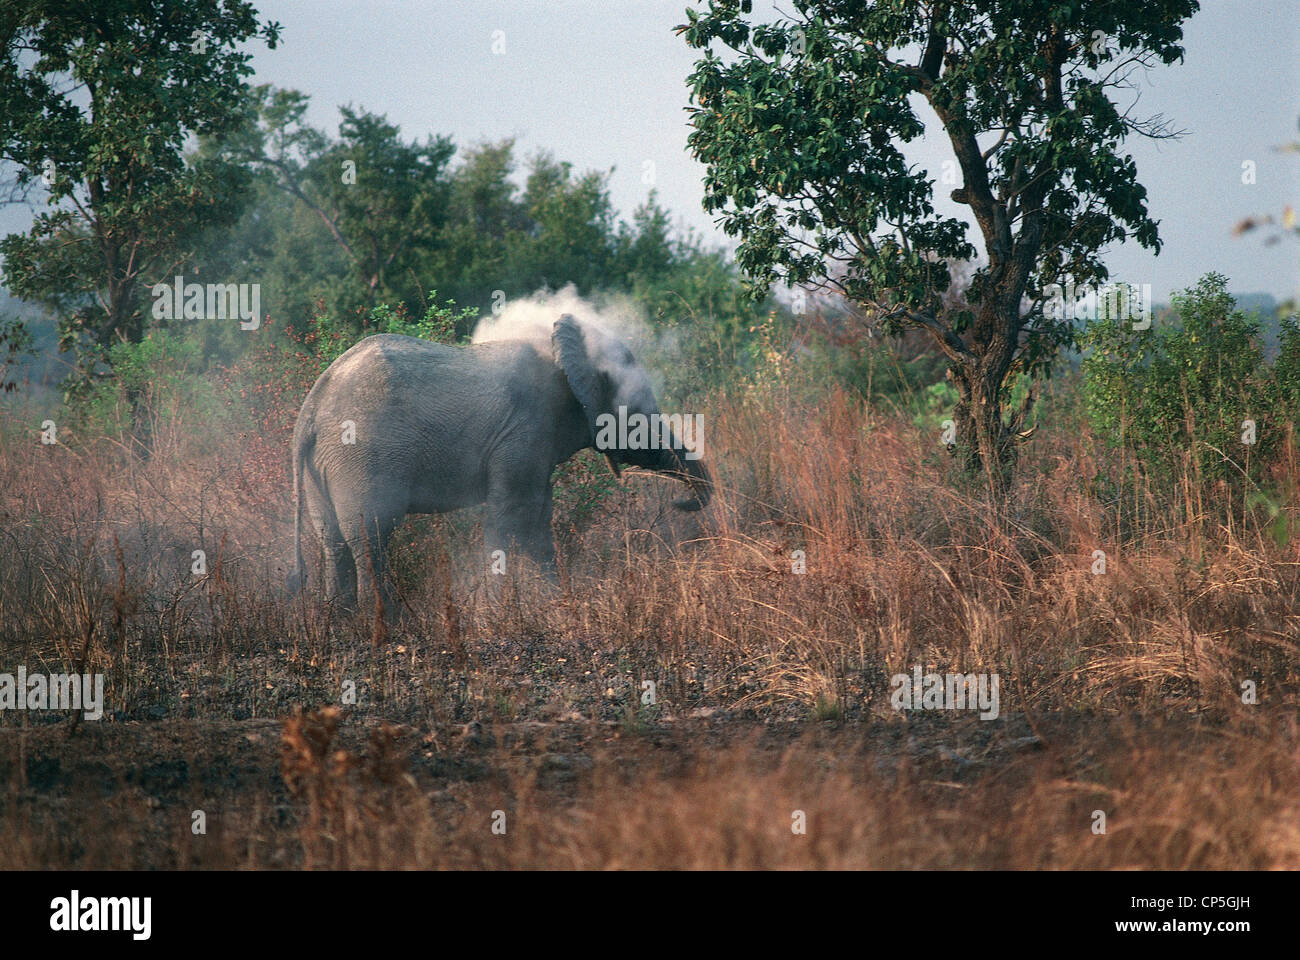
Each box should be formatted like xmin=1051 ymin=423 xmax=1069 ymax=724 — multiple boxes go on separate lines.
xmin=1274 ymin=313 xmax=1300 ymax=420
xmin=369 ymin=297 xmax=477 ymax=346
xmin=795 ymin=326 xmax=956 ymax=433
xmin=72 ymin=330 xmax=220 ymax=449
xmin=1081 ymin=273 xmax=1283 ymax=505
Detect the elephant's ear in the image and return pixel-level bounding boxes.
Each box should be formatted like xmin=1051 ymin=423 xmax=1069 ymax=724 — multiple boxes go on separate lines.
xmin=552 ymin=314 xmax=606 ymax=438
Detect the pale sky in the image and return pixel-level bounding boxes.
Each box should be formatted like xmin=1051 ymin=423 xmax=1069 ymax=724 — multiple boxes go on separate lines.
xmin=4 ymin=0 xmax=1298 ymax=302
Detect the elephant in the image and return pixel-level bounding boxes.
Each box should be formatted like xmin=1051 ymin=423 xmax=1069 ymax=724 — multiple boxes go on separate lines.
xmin=286 ymin=313 xmax=711 ymax=611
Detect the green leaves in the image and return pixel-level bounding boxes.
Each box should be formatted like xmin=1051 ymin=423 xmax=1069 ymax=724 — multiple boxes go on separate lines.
xmin=372 ymin=297 xmax=477 ymax=346
xmin=681 ymin=0 xmax=1198 ymax=479
xmin=0 ymin=0 xmax=278 ymax=392
xmin=1081 ymin=273 xmax=1281 ymax=493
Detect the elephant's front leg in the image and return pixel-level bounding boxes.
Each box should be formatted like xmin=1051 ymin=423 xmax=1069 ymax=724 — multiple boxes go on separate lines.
xmin=484 ymin=475 xmax=557 ymax=580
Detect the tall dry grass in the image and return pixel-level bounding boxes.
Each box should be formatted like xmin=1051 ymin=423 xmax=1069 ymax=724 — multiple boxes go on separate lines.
xmin=0 ymin=372 xmax=1297 ymax=868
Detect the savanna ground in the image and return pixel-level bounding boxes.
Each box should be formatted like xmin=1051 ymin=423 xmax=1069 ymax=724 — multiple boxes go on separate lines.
xmin=1 ymin=357 xmax=1298 ymax=869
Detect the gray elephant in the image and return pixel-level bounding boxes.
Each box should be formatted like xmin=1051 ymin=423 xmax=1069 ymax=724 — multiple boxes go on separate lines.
xmin=286 ymin=313 xmax=711 ymax=609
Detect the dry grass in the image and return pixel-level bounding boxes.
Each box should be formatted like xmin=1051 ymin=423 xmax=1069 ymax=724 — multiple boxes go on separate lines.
xmin=0 ymin=378 xmax=1297 ymax=868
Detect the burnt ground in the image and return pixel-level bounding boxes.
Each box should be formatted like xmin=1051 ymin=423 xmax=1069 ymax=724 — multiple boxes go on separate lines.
xmin=3 ymin=696 xmax=1292 ymax=869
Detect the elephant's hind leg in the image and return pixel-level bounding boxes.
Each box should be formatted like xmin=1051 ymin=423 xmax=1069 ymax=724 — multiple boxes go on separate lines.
xmin=305 ymin=475 xmax=357 ymax=607
xmin=323 ymin=541 xmax=357 ymax=608
xmin=339 ymin=509 xmax=401 ymax=621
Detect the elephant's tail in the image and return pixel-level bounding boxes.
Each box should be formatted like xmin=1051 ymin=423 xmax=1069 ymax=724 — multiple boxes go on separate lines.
xmin=287 ymin=432 xmax=310 ymax=596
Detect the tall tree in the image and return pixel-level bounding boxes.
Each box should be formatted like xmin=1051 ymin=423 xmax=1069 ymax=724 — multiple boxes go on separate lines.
xmin=681 ymin=0 xmax=1197 ymax=491
xmin=0 ymin=0 xmax=280 ymax=395
xmin=510 ymin=152 xmax=616 ymax=295
xmin=201 ymin=90 xmax=754 ymax=342
xmin=229 ymin=87 xmax=456 ymax=324
xmin=426 ymin=139 xmax=528 ymax=312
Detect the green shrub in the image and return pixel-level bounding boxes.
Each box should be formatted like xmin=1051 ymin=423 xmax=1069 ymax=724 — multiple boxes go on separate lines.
xmin=1274 ymin=313 xmax=1300 ymax=421
xmin=1081 ymin=273 xmax=1281 ymax=500
xmin=795 ymin=327 xmax=957 ymax=433
xmin=369 ymin=297 xmax=477 ymax=346
xmin=73 ymin=330 xmax=219 ymax=446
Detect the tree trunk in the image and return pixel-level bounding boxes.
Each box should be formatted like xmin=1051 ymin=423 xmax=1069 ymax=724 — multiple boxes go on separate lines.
xmin=951 ymin=366 xmax=1010 ymax=496
xmin=948 ymin=301 xmax=1019 ymax=499
xmin=106 ymin=270 xmax=152 ymax=456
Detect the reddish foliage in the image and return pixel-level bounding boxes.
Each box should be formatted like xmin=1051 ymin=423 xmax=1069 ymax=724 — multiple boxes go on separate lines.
xmin=214 ymin=311 xmax=351 ymax=496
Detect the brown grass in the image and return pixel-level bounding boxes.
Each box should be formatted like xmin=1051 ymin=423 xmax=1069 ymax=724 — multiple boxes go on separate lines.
xmin=0 ymin=377 xmax=1297 ymax=868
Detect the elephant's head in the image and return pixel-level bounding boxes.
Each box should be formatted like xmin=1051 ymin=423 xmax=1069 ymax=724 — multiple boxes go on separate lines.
xmin=552 ymin=313 xmax=711 ymax=511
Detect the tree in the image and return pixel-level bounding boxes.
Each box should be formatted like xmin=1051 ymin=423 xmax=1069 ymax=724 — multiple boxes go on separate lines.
xmin=613 ymin=192 xmax=677 ymax=283
xmin=680 ymin=0 xmax=1197 ymax=491
xmin=428 ymin=139 xmax=528 ymax=314
xmin=226 ymin=87 xmax=455 ymax=325
xmin=197 ymin=88 xmax=760 ymax=352
xmin=0 ymin=0 xmax=280 ymax=396
xmin=510 ymin=152 xmax=616 ymax=295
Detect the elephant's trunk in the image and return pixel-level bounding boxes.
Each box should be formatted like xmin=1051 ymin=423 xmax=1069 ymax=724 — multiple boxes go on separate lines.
xmin=667 ymin=445 xmax=712 ymax=512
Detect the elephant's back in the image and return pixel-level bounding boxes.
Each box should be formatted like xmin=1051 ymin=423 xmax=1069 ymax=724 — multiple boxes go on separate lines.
xmin=325 ymin=334 xmax=537 ymax=383
xmin=311 ymin=335 xmax=484 ymax=401
xmin=327 ymin=333 xmax=461 ymax=375
xmin=298 ymin=333 xmax=549 ymax=441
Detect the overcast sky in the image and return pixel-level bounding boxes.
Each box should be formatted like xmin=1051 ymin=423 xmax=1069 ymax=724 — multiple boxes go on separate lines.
xmin=5 ymin=0 xmax=1298 ymax=302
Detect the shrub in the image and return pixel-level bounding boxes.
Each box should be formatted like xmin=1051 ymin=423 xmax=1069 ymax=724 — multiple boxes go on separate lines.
xmin=1274 ymin=313 xmax=1300 ymax=421
xmin=72 ymin=330 xmax=220 ymax=450
xmin=1081 ymin=273 xmax=1281 ymax=503
xmin=369 ymin=297 xmax=477 ymax=346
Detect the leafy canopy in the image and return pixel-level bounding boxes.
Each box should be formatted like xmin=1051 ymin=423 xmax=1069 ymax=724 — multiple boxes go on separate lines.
xmin=680 ymin=0 xmax=1197 ymax=380
xmin=0 ymin=0 xmax=281 ymax=395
